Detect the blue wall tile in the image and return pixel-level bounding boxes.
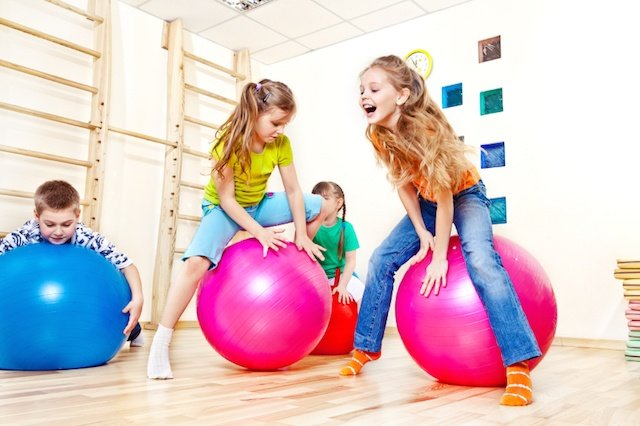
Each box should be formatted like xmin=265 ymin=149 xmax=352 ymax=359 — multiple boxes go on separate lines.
xmin=480 ymin=142 xmax=505 ymax=168
xmin=489 ymin=196 xmax=507 ymax=224
xmin=442 ymin=83 xmax=463 ymax=108
xmin=480 ymin=88 xmax=503 ymax=115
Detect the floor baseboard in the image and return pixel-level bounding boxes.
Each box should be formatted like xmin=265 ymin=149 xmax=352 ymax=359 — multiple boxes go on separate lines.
xmin=551 ymin=336 xmax=625 ymax=351
xmin=143 ymin=322 xmax=626 ymax=351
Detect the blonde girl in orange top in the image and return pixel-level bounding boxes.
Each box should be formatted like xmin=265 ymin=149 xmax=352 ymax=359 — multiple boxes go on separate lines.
xmin=339 ymin=55 xmax=540 ymax=406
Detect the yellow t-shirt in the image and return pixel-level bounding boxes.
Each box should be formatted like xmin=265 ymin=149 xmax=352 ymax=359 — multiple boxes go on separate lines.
xmin=203 ymin=134 xmax=293 ymax=207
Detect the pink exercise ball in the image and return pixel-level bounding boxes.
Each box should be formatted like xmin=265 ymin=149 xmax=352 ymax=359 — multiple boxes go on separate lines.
xmin=197 ymin=238 xmax=331 ymax=371
xmin=395 ymin=235 xmax=557 ymax=387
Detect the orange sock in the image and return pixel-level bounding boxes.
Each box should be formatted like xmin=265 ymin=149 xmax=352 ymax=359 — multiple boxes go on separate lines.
xmin=339 ymin=350 xmax=381 ymax=376
xmin=500 ymin=362 xmax=533 ymax=406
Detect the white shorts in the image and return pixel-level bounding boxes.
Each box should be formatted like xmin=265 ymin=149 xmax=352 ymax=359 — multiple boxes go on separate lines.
xmin=329 ymin=274 xmax=365 ymax=303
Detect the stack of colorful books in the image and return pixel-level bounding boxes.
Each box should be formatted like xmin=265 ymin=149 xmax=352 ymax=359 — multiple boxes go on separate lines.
xmin=615 ymin=259 xmax=640 ymax=362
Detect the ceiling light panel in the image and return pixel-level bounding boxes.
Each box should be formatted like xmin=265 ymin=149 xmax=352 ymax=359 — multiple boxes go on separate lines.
xmin=217 ymin=0 xmax=276 ymax=12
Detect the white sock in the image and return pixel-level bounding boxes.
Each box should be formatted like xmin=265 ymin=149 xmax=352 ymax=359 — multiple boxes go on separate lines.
xmin=130 ymin=332 xmax=145 ymax=347
xmin=147 ymin=325 xmax=174 ymax=379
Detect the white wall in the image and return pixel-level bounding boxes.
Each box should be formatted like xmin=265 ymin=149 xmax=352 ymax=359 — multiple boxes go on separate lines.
xmin=263 ymin=0 xmax=640 ymax=340
xmin=0 ymin=0 xmax=250 ymax=322
xmin=2 ymin=0 xmax=639 ymax=340
xmin=0 ymin=0 xmax=95 ymax=226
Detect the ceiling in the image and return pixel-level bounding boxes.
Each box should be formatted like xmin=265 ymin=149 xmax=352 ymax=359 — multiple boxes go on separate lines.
xmin=119 ymin=0 xmax=473 ymax=65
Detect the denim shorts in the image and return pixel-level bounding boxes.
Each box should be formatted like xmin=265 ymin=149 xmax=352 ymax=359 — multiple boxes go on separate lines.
xmin=182 ymin=191 xmax=322 ymax=269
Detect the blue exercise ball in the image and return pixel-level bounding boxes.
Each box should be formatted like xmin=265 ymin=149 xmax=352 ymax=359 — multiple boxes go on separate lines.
xmin=0 ymin=243 xmax=131 ymax=370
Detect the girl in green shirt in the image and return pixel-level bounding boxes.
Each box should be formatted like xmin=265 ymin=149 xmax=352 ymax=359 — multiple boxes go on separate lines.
xmin=312 ymin=181 xmax=364 ymax=305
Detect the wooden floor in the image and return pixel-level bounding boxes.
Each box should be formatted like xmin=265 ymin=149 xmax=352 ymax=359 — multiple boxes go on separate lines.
xmin=2 ymin=329 xmax=640 ymax=425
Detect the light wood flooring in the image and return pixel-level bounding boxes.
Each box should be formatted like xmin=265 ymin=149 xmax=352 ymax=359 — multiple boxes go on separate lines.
xmin=1 ymin=329 xmax=640 ymax=425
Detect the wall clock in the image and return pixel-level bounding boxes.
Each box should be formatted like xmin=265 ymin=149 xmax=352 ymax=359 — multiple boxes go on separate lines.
xmin=404 ymin=49 xmax=433 ymax=79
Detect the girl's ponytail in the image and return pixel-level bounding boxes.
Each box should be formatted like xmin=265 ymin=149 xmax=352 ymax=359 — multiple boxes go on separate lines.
xmin=338 ymin=196 xmax=346 ymax=261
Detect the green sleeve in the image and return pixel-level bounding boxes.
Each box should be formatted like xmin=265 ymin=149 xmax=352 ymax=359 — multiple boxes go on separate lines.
xmin=343 ymin=221 xmax=360 ymax=252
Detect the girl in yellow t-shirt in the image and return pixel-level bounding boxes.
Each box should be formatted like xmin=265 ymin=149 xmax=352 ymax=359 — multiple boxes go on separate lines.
xmin=147 ymin=79 xmax=330 ymax=379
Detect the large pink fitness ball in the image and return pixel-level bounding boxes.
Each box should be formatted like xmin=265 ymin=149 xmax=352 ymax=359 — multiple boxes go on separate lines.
xmin=197 ymin=238 xmax=331 ymax=371
xmin=395 ymin=235 xmax=557 ymax=387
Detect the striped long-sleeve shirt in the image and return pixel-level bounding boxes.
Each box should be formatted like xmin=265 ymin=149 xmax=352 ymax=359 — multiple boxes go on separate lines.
xmin=0 ymin=219 xmax=131 ymax=269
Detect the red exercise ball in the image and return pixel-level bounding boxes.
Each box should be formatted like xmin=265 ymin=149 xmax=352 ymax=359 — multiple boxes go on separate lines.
xmin=311 ymin=290 xmax=358 ymax=355
xmin=395 ymin=235 xmax=557 ymax=387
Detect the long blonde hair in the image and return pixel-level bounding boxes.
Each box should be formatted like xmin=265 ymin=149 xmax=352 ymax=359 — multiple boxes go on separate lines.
xmin=213 ymin=79 xmax=296 ymax=180
xmin=362 ymin=55 xmax=473 ymax=198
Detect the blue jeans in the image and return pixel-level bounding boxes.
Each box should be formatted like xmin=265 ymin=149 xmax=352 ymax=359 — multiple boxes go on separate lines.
xmin=355 ymin=181 xmax=541 ymax=367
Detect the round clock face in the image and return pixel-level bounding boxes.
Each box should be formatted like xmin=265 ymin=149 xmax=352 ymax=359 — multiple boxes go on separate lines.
xmin=404 ymin=49 xmax=433 ymax=79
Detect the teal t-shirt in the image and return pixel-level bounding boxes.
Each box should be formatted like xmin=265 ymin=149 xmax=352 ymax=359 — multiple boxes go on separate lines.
xmin=204 ymin=134 xmax=293 ymax=207
xmin=312 ymin=218 xmax=359 ymax=279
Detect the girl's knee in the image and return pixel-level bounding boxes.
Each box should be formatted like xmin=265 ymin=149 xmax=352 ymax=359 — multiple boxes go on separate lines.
xmin=463 ymin=240 xmax=500 ymax=270
xmin=303 ymin=193 xmax=325 ymax=222
xmin=370 ymin=241 xmax=406 ymax=268
xmin=367 ymin=247 xmax=397 ymax=283
xmin=479 ymin=281 xmax=513 ymax=301
xmin=183 ymin=256 xmax=211 ymax=278
xmin=369 ymin=246 xmax=385 ymax=267
xmin=318 ymin=196 xmax=332 ymax=219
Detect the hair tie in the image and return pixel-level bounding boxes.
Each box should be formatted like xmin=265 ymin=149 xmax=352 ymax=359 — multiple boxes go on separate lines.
xmin=255 ymin=82 xmax=270 ymax=102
